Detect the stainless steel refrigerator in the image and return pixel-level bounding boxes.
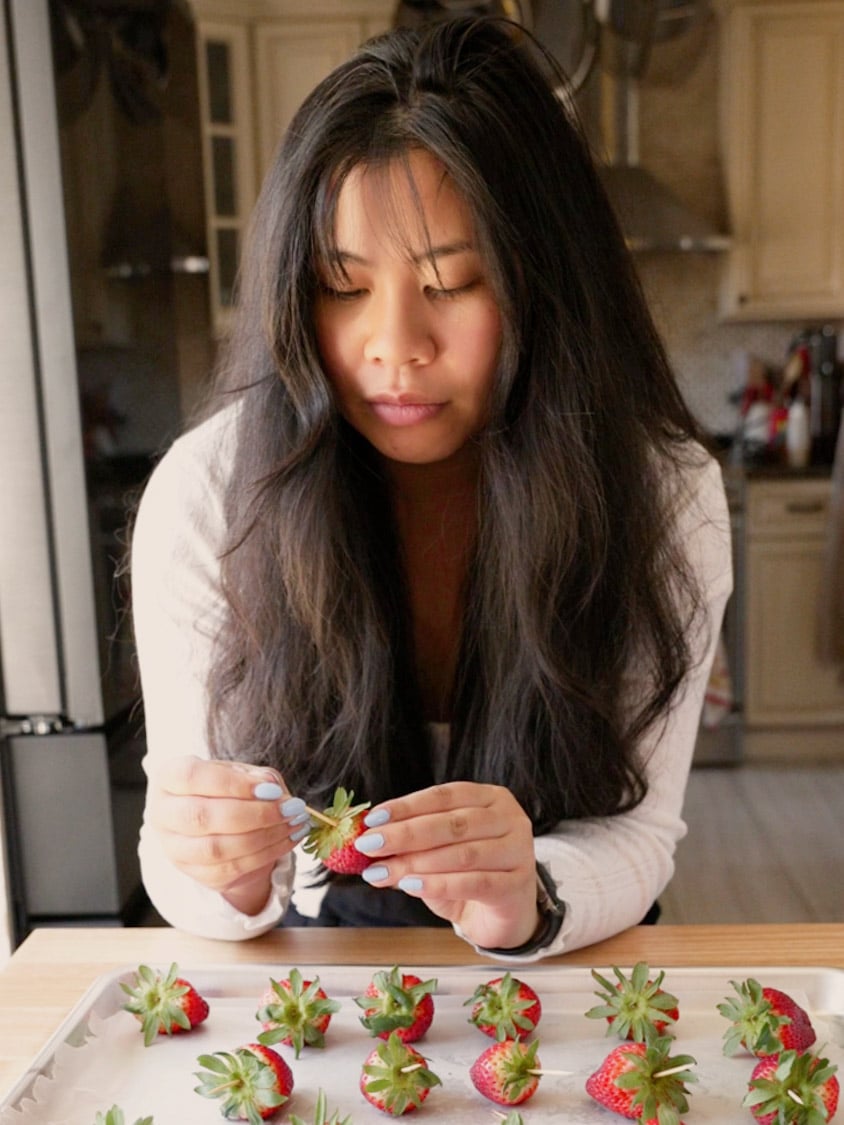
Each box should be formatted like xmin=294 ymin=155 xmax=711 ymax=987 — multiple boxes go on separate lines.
xmin=0 ymin=0 xmax=206 ymax=949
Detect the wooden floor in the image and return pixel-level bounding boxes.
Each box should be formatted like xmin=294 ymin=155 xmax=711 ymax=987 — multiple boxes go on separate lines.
xmin=660 ymin=763 xmax=844 ymax=924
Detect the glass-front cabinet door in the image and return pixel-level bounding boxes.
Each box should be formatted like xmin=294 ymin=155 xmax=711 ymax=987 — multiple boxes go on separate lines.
xmin=196 ymin=23 xmax=256 ymax=336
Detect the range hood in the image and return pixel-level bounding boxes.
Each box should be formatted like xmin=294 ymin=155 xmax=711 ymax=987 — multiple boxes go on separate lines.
xmin=598 ymin=72 xmax=731 ymax=253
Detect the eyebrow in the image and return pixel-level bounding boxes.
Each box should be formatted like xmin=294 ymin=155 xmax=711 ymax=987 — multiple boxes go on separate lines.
xmin=327 ymin=241 xmax=475 ymax=268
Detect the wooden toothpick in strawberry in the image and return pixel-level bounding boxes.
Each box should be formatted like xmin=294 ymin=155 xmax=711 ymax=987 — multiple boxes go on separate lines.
xmin=302 ymin=787 xmax=372 ymax=874
xmin=718 ymin=978 xmax=818 ymax=1057
xmin=470 ymin=1037 xmax=543 ymax=1107
xmin=585 ymin=962 xmax=679 ymax=1042
xmin=465 ymin=972 xmax=542 ymax=1041
xmin=360 ymin=1030 xmax=442 ymax=1116
xmin=257 ymin=968 xmax=341 ymax=1057
xmin=585 ymin=1032 xmax=697 ymax=1124
xmin=744 ymin=1047 xmax=839 ymax=1125
xmin=355 ymin=965 xmax=437 ymax=1043
xmin=121 ymin=962 xmax=209 ymax=1047
xmin=194 ymin=1043 xmax=294 ymax=1123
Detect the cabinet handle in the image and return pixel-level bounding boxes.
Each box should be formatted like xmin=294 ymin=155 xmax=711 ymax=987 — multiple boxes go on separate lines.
xmin=784 ymin=500 xmax=825 ymax=514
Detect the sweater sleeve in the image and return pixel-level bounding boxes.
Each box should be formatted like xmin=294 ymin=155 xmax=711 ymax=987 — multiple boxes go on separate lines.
xmin=131 ymin=413 xmax=295 ymax=940
xmin=455 ymin=451 xmax=734 ymax=961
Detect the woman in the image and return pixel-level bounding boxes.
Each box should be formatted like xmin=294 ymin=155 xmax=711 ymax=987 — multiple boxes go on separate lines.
xmin=131 ymin=17 xmax=732 ymax=959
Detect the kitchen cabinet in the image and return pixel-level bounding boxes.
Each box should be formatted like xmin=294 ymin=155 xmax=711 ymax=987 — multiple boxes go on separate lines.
xmin=744 ymin=477 xmax=844 ymax=745
xmin=717 ymin=0 xmax=844 ymax=321
xmin=190 ymin=0 xmax=393 ymax=333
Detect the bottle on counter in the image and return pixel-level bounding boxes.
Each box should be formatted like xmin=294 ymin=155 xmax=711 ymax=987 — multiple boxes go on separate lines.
xmin=785 ymin=395 xmax=810 ymax=468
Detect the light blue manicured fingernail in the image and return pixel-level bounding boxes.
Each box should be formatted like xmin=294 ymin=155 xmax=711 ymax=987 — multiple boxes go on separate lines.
xmin=254 ymin=781 xmax=284 ymax=800
xmin=364 ymin=808 xmax=391 ymax=828
xmin=280 ymin=797 xmax=306 ymax=818
xmin=398 ymin=876 xmax=424 ymax=893
xmin=290 ymin=824 xmax=310 ymax=842
xmin=354 ymin=832 xmax=384 ymax=854
xmin=362 ymin=864 xmax=390 ymax=884
xmin=287 ymin=811 xmax=311 ymax=827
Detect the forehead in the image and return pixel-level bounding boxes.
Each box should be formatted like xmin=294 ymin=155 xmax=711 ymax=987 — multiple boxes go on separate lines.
xmin=328 ymin=150 xmax=475 ymax=255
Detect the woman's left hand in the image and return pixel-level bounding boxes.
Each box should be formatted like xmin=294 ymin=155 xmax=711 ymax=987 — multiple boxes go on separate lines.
xmin=354 ymin=781 xmax=540 ymax=950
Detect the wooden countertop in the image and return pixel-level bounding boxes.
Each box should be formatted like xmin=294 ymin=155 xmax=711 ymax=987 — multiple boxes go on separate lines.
xmin=1 ymin=923 xmax=842 ymax=1102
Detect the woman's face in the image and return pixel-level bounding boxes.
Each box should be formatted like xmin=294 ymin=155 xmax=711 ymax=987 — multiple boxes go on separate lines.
xmin=314 ymin=150 xmax=503 ymax=470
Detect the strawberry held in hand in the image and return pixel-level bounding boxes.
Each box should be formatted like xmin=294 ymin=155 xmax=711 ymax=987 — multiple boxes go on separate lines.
xmin=465 ymin=971 xmax=542 ymax=1041
xmin=718 ymin=978 xmax=818 ymax=1057
xmin=744 ymin=1047 xmax=839 ymax=1125
xmin=195 ymin=1043 xmax=293 ymax=1123
xmin=356 ymin=965 xmax=437 ymax=1043
xmin=303 ymin=787 xmax=372 ymax=875
xmin=585 ymin=1032 xmax=697 ymax=1123
xmin=586 ymin=961 xmax=679 ymax=1042
xmin=121 ymin=962 xmax=209 ymax=1046
xmin=469 ymin=1037 xmax=542 ymax=1107
xmin=360 ymin=1030 xmax=442 ymax=1116
xmin=257 ymin=968 xmax=341 ymax=1057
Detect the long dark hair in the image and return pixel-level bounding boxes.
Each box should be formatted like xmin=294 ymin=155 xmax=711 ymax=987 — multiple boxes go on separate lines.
xmin=201 ymin=17 xmax=707 ymax=833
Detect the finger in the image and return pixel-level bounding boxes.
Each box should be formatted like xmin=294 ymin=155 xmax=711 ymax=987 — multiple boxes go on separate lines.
xmin=356 ymin=795 xmax=532 ymax=861
xmin=173 ymin=837 xmax=297 ymax=892
xmin=158 ymin=821 xmax=297 ymax=868
xmin=360 ymin=834 xmax=529 ymax=887
xmin=147 ymin=789 xmax=308 ymax=837
xmin=151 ymin=755 xmax=288 ymax=801
xmin=393 ymin=866 xmax=529 ymax=906
xmin=366 ymin=782 xmax=500 ymax=828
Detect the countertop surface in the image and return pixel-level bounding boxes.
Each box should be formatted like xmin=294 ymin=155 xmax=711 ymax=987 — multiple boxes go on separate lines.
xmin=1 ymin=923 xmax=842 ymax=1102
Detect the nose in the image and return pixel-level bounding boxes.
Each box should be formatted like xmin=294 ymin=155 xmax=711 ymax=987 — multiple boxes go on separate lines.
xmin=362 ymin=289 xmax=436 ymax=368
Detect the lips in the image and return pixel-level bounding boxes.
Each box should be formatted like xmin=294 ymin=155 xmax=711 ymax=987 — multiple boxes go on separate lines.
xmin=368 ymin=399 xmax=444 ymax=427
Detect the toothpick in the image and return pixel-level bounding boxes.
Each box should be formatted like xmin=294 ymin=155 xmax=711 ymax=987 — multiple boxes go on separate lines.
xmin=653 ymin=1064 xmax=691 ymax=1079
xmin=305 ymin=805 xmax=340 ymax=828
xmin=787 ymin=1089 xmax=806 ymax=1107
xmin=400 ymin=1063 xmax=424 ymax=1073
xmin=527 ymin=1069 xmax=576 ymax=1076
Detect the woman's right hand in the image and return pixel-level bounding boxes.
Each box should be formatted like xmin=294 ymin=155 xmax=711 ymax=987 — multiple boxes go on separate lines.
xmin=143 ymin=755 xmax=309 ymax=914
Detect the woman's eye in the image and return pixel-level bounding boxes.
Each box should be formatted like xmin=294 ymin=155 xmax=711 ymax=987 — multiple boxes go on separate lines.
xmin=425 ymin=280 xmax=478 ymax=300
xmin=319 ymin=283 xmax=365 ymax=301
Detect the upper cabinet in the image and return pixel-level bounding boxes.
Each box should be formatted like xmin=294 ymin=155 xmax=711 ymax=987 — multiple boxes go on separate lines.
xmin=718 ymin=0 xmax=844 ymax=321
xmin=189 ymin=0 xmax=393 ymax=334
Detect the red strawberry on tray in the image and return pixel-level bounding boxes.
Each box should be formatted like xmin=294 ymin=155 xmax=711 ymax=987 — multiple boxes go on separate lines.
xmin=302 ymin=787 xmax=372 ymax=874
xmin=744 ymin=1047 xmax=839 ymax=1125
xmin=465 ymin=971 xmax=542 ymax=1041
xmin=121 ymin=962 xmax=209 ymax=1047
xmin=469 ymin=1037 xmax=542 ymax=1107
xmin=585 ymin=1032 xmax=697 ymax=1123
xmin=194 ymin=1043 xmax=293 ymax=1122
xmin=256 ymin=968 xmax=341 ymax=1057
xmin=360 ymin=1030 xmax=442 ymax=1116
xmin=355 ymin=965 xmax=437 ymax=1043
xmin=585 ymin=961 xmax=679 ymax=1042
xmin=718 ymin=977 xmax=818 ymax=1057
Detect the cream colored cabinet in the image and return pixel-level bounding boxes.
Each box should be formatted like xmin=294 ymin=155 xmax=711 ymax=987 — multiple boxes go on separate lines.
xmin=190 ymin=0 xmax=392 ymax=333
xmin=718 ymin=0 xmax=844 ymax=321
xmin=745 ymin=477 xmax=844 ymax=727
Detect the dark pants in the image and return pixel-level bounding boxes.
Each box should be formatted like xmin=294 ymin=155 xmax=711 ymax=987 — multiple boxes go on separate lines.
xmin=281 ymin=876 xmax=661 ymax=929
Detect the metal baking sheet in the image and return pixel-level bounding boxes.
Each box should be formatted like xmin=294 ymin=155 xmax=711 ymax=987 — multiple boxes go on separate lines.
xmin=1 ymin=964 xmax=842 ymax=1123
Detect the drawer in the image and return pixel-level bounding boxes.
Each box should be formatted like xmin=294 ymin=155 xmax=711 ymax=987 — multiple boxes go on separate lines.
xmin=746 ymin=478 xmax=832 ymax=537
